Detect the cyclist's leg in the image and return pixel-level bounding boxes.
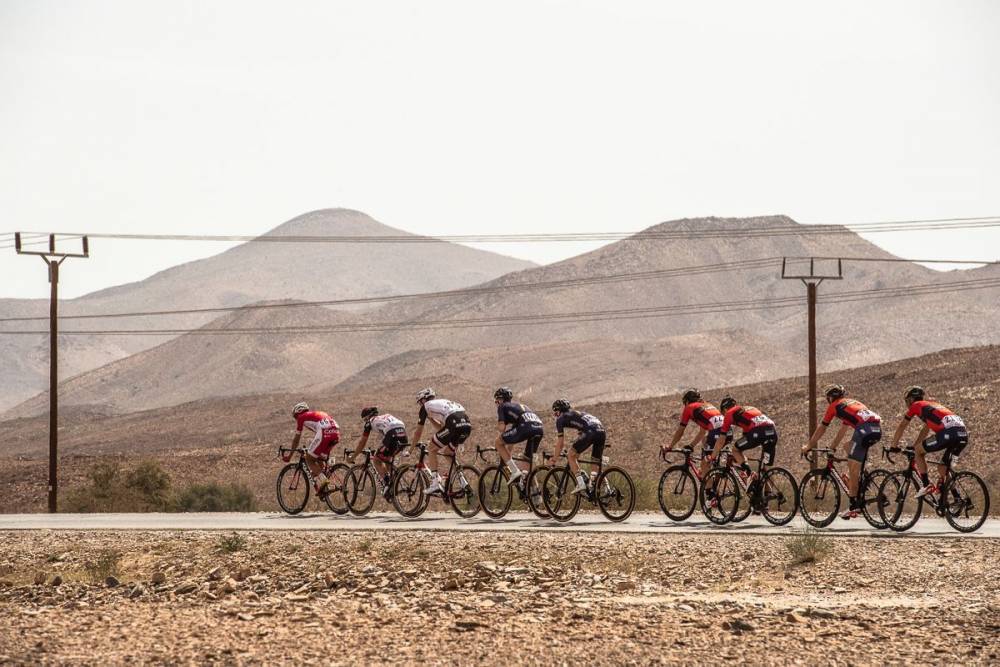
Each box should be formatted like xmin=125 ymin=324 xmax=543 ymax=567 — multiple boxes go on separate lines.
xmin=919 ymin=433 xmax=950 ymax=486
xmin=939 ymin=428 xmax=968 ymax=486
xmin=499 ymin=426 xmax=527 ymax=477
xmin=306 ymin=433 xmax=335 ymax=488
xmin=846 ymin=425 xmax=877 ymax=511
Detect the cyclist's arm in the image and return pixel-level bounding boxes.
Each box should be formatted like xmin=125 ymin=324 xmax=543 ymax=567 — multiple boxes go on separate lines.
xmin=711 ymin=429 xmax=730 ymax=458
xmin=494 ymin=420 xmax=507 ymax=446
xmin=665 ymin=424 xmax=686 ymax=449
xmin=552 ymin=432 xmax=566 ymax=460
xmin=804 ymin=423 xmax=828 ymax=451
xmin=352 ymin=431 xmax=370 ymax=458
xmin=913 ymin=424 xmax=930 ymax=448
xmin=687 ymin=428 xmax=705 ymax=450
xmin=830 ymin=424 xmax=850 ymax=451
xmin=890 ymin=418 xmax=909 ymax=447
xmin=291 ymin=430 xmax=303 ymax=449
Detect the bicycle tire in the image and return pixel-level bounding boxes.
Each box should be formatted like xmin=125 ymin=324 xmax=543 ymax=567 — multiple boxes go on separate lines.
xmin=859 ymin=468 xmax=890 ymax=529
xmin=730 ymin=473 xmax=753 ymax=524
xmin=758 ymin=467 xmax=799 ymax=526
xmin=658 ymin=466 xmax=698 ymax=521
xmin=880 ymin=471 xmax=922 ymax=532
xmin=345 ymin=465 xmax=377 ymax=516
xmin=942 ymin=471 xmax=990 ymax=533
xmin=276 ymin=462 xmax=310 ymax=515
xmin=596 ymin=466 xmax=636 ymax=522
xmin=323 ymin=463 xmax=351 ymax=515
xmin=524 ymin=466 xmax=550 ymax=519
xmin=700 ymin=468 xmax=740 ymax=525
xmin=448 ymin=464 xmax=482 ymax=518
xmin=542 ymin=466 xmax=582 ymax=522
xmin=479 ymin=465 xmax=514 ymax=519
xmin=798 ymin=469 xmax=840 ymax=528
xmin=391 ymin=464 xmax=428 ymax=517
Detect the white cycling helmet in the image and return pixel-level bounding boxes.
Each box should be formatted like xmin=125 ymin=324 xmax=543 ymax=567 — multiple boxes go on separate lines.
xmin=415 ymin=388 xmax=435 ymax=403
xmin=292 ymin=401 xmax=309 ymax=416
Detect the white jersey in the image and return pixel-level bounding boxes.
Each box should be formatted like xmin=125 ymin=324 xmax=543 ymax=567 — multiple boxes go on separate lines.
xmin=419 ymin=398 xmax=465 ymax=426
xmin=369 ymin=413 xmax=405 ymax=436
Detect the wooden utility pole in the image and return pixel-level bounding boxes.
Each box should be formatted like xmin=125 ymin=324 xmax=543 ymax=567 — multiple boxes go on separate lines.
xmin=14 ymin=233 xmax=89 ymax=513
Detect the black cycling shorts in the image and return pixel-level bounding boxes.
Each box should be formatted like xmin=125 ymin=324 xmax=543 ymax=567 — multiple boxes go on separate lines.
xmin=376 ymin=429 xmax=409 ymax=461
xmin=922 ymin=427 xmax=968 ymax=466
xmin=848 ymin=423 xmax=882 ymax=463
xmin=433 ymin=411 xmax=472 ymax=448
xmin=702 ymin=428 xmax=725 ymax=459
xmin=736 ymin=426 xmax=778 ymax=465
xmin=572 ymin=430 xmax=606 ymax=462
xmin=502 ymin=424 xmax=544 ymax=458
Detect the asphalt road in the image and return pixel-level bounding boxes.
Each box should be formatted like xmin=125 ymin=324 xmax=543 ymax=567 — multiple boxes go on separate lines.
xmin=0 ymin=512 xmax=995 ymax=538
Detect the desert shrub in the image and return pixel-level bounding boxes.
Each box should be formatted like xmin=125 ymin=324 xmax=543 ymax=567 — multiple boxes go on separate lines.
xmin=632 ymin=475 xmax=661 ymax=511
xmin=786 ymin=530 xmax=833 ymax=565
xmin=64 ymin=460 xmax=172 ymax=512
xmin=174 ymin=482 xmax=257 ymax=512
xmin=83 ymin=549 xmax=122 ymax=582
xmin=216 ymin=533 xmax=248 ymax=553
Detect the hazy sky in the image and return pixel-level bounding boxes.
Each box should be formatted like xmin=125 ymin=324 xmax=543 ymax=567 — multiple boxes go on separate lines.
xmin=2 ymin=0 xmax=998 ymax=299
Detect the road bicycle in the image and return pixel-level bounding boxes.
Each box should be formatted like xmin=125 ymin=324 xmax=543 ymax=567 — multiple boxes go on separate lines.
xmin=877 ymin=445 xmax=990 ymax=533
xmin=699 ymin=442 xmax=799 ymax=526
xmin=477 ymin=445 xmax=550 ymax=519
xmin=276 ymin=447 xmax=351 ymax=515
xmin=342 ymin=446 xmax=410 ymax=516
xmin=391 ymin=442 xmax=482 ymax=518
xmin=541 ymin=452 xmax=635 ymax=523
xmin=798 ymin=448 xmax=891 ymax=529
xmin=658 ymin=446 xmax=735 ymax=524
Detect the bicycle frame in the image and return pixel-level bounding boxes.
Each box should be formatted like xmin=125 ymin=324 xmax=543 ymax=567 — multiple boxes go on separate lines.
xmin=347 ymin=445 xmax=410 ymax=496
xmin=279 ymin=447 xmax=328 ymax=493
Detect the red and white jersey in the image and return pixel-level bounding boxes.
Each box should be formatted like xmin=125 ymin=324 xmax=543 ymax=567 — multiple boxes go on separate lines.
xmin=720 ymin=405 xmax=774 ymax=436
xmin=295 ymin=410 xmax=340 ymax=438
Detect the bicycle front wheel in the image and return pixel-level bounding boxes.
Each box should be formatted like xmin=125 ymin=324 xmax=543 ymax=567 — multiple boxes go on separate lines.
xmin=758 ymin=467 xmax=798 ymax=526
xmin=880 ymin=471 xmax=922 ymax=532
xmin=479 ymin=465 xmax=514 ymax=519
xmin=859 ymin=468 xmax=890 ymax=529
xmin=448 ymin=465 xmax=482 ymax=518
xmin=542 ymin=467 xmax=581 ymax=522
xmin=700 ymin=468 xmax=740 ymax=525
xmin=942 ymin=471 xmax=990 ymax=533
xmin=798 ymin=469 xmax=839 ymax=528
xmin=596 ymin=466 xmax=635 ymax=522
xmin=525 ymin=466 xmax=550 ymax=519
xmin=344 ymin=465 xmax=377 ymax=516
xmin=276 ymin=462 xmax=310 ymax=515
xmin=391 ymin=464 xmax=428 ymax=517
xmin=323 ymin=463 xmax=351 ymax=515
xmin=658 ymin=466 xmax=698 ymax=521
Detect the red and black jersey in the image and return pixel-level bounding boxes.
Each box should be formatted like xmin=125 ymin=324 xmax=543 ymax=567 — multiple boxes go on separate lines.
xmin=821 ymin=398 xmax=880 ymax=428
xmin=720 ymin=405 xmax=774 ymax=435
xmin=905 ymin=400 xmax=965 ymax=433
xmin=680 ymin=402 xmax=724 ymax=431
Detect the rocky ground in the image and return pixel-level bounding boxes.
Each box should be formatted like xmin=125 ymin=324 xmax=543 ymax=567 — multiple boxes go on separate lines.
xmin=0 ymin=530 xmax=998 ymax=665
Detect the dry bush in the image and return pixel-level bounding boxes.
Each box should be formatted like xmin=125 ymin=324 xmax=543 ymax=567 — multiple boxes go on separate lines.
xmin=83 ymin=549 xmax=122 ymax=582
xmin=786 ymin=530 xmax=833 ymax=565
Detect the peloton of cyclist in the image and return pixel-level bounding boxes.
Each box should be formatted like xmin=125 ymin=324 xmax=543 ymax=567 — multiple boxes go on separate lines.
xmin=352 ymin=406 xmax=409 ymax=499
xmin=286 ymin=402 xmax=341 ymax=495
xmin=493 ymin=387 xmax=544 ymax=486
xmin=662 ymin=389 xmax=725 ymax=491
xmin=550 ymin=399 xmax=606 ymax=495
xmin=801 ymin=384 xmax=882 ymax=520
xmin=889 ymin=385 xmax=969 ymax=498
xmin=410 ymin=388 xmax=473 ymax=496
xmin=713 ymin=396 xmax=779 ymax=480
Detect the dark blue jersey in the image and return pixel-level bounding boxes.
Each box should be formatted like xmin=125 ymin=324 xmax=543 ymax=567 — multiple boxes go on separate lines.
xmin=497 ymin=402 xmax=543 ymax=428
xmin=555 ymin=409 xmax=604 ymax=435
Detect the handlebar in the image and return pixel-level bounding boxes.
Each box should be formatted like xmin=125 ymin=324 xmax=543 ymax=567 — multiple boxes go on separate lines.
xmin=476 ymin=445 xmax=497 ymax=462
xmin=659 ymin=446 xmax=693 ymax=462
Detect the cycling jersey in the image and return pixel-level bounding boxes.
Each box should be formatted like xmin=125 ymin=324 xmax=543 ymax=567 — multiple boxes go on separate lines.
xmin=364 ymin=414 xmax=406 ymax=437
xmin=821 ymin=398 xmax=880 ymax=428
xmin=497 ymin=401 xmax=544 ymax=428
xmin=295 ymin=410 xmax=340 ymax=458
xmin=680 ymin=402 xmax=724 ymax=432
xmin=418 ymin=399 xmax=466 ymax=426
xmin=904 ymin=400 xmax=966 ymax=433
xmin=720 ymin=405 xmax=774 ymax=435
xmin=555 ymin=410 xmax=604 ymax=434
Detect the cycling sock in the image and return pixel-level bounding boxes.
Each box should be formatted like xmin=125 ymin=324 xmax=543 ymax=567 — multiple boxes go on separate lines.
xmin=920 ymin=473 xmax=930 ymax=486
xmin=576 ymin=473 xmax=588 ymax=487
xmin=849 ymin=496 xmax=859 ymax=510
xmin=506 ymin=459 xmax=521 ymax=475
xmin=382 ymin=474 xmax=391 ymax=487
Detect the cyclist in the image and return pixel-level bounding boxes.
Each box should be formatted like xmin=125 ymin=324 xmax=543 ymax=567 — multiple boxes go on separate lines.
xmin=889 ymin=385 xmax=969 ymax=498
xmin=285 ymin=402 xmax=341 ymax=495
xmin=493 ymin=387 xmax=544 ymax=486
xmin=714 ymin=396 xmax=778 ymax=480
xmin=410 ymin=388 xmax=473 ymax=496
xmin=351 ymin=406 xmax=409 ymax=500
xmin=801 ymin=384 xmax=881 ymax=520
xmin=662 ymin=389 xmax=725 ymax=488
xmin=550 ymin=399 xmax=606 ymax=495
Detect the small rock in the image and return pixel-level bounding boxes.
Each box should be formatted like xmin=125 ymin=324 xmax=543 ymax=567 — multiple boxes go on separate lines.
xmin=237 ymin=613 xmax=254 ymax=621
xmin=105 ymin=576 xmax=120 ymax=588
xmin=129 ymin=585 xmax=145 ymax=599
xmin=174 ymin=582 xmax=198 ymax=595
xmin=786 ymin=613 xmax=807 ymax=624
xmin=677 ymin=604 xmax=695 ymax=612
xmin=207 ymin=567 xmax=224 ymax=581
xmin=49 ymin=575 xmax=63 ymax=587
xmin=723 ymin=619 xmax=754 ymax=634
xmin=808 ymin=608 xmax=837 ymax=619
xmin=221 ymin=578 xmax=238 ymax=594
xmin=33 ymin=572 xmax=47 ymax=586
xmin=151 ymin=571 xmax=166 ymax=585
xmin=442 ymin=579 xmax=460 ymax=591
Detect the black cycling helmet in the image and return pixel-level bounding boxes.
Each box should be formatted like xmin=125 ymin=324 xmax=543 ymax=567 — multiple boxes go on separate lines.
xmin=494 ymin=387 xmax=513 ymax=403
xmin=552 ymin=398 xmax=571 ymax=413
xmin=719 ymin=396 xmax=737 ymax=413
xmin=681 ymin=388 xmax=701 ymax=405
xmin=361 ymin=406 xmax=379 ymax=420
xmin=823 ymin=384 xmax=846 ymax=400
xmin=904 ymin=385 xmax=925 ymax=402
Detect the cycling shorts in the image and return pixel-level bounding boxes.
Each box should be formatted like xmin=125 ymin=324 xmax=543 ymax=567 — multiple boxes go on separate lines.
xmin=702 ymin=428 xmax=725 ymax=459
xmin=307 ymin=431 xmax=340 ymax=459
xmin=736 ymin=426 xmax=778 ymax=465
xmin=572 ymin=430 xmax=606 ymax=462
xmin=502 ymin=424 xmax=544 ymax=458
xmin=848 ymin=423 xmax=882 ymax=463
xmin=375 ymin=429 xmax=409 ymax=462
xmin=922 ymin=427 xmax=968 ymax=466
xmin=433 ymin=411 xmax=472 ymax=449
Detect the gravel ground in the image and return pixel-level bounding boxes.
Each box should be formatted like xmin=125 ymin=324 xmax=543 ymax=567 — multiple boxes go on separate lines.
xmin=1 ymin=531 xmax=998 ymax=665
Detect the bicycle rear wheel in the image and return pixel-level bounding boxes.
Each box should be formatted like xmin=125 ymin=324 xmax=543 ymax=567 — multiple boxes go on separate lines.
xmin=880 ymin=471 xmax=922 ymax=532
xmin=392 ymin=464 xmax=428 ymax=517
xmin=700 ymin=468 xmax=739 ymax=525
xmin=323 ymin=463 xmax=351 ymax=515
xmin=758 ymin=467 xmax=798 ymax=526
xmin=798 ymin=469 xmax=839 ymax=528
xmin=942 ymin=471 xmax=990 ymax=533
xmin=479 ymin=465 xmax=514 ymax=519
xmin=448 ymin=464 xmax=482 ymax=518
xmin=859 ymin=468 xmax=890 ymax=529
xmin=524 ymin=466 xmax=550 ymax=519
xmin=276 ymin=462 xmax=310 ymax=515
xmin=658 ymin=466 xmax=698 ymax=521
xmin=344 ymin=465 xmax=377 ymax=516
xmin=596 ymin=466 xmax=635 ymax=522
xmin=542 ymin=467 xmax=582 ymax=522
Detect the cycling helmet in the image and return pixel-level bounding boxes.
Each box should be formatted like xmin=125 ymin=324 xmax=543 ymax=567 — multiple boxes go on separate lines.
xmin=719 ymin=396 xmax=737 ymax=413
xmin=681 ymin=388 xmax=701 ymax=405
xmin=361 ymin=406 xmax=379 ymax=420
xmin=292 ymin=401 xmax=309 ymax=416
xmin=494 ymin=387 xmax=513 ymax=402
xmin=823 ymin=384 xmax=846 ymax=400
xmin=904 ymin=385 xmax=925 ymax=402
xmin=552 ymin=398 xmax=571 ymax=413
xmin=415 ymin=388 xmax=435 ymax=403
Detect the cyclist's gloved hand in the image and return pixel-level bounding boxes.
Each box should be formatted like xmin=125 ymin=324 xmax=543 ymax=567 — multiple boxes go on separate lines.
xmin=281 ymin=450 xmax=292 ymax=463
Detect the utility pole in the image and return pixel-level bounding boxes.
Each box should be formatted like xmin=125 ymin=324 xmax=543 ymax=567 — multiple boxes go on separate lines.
xmin=14 ymin=233 xmax=89 ymax=513
xmin=780 ymin=257 xmax=843 ymax=467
